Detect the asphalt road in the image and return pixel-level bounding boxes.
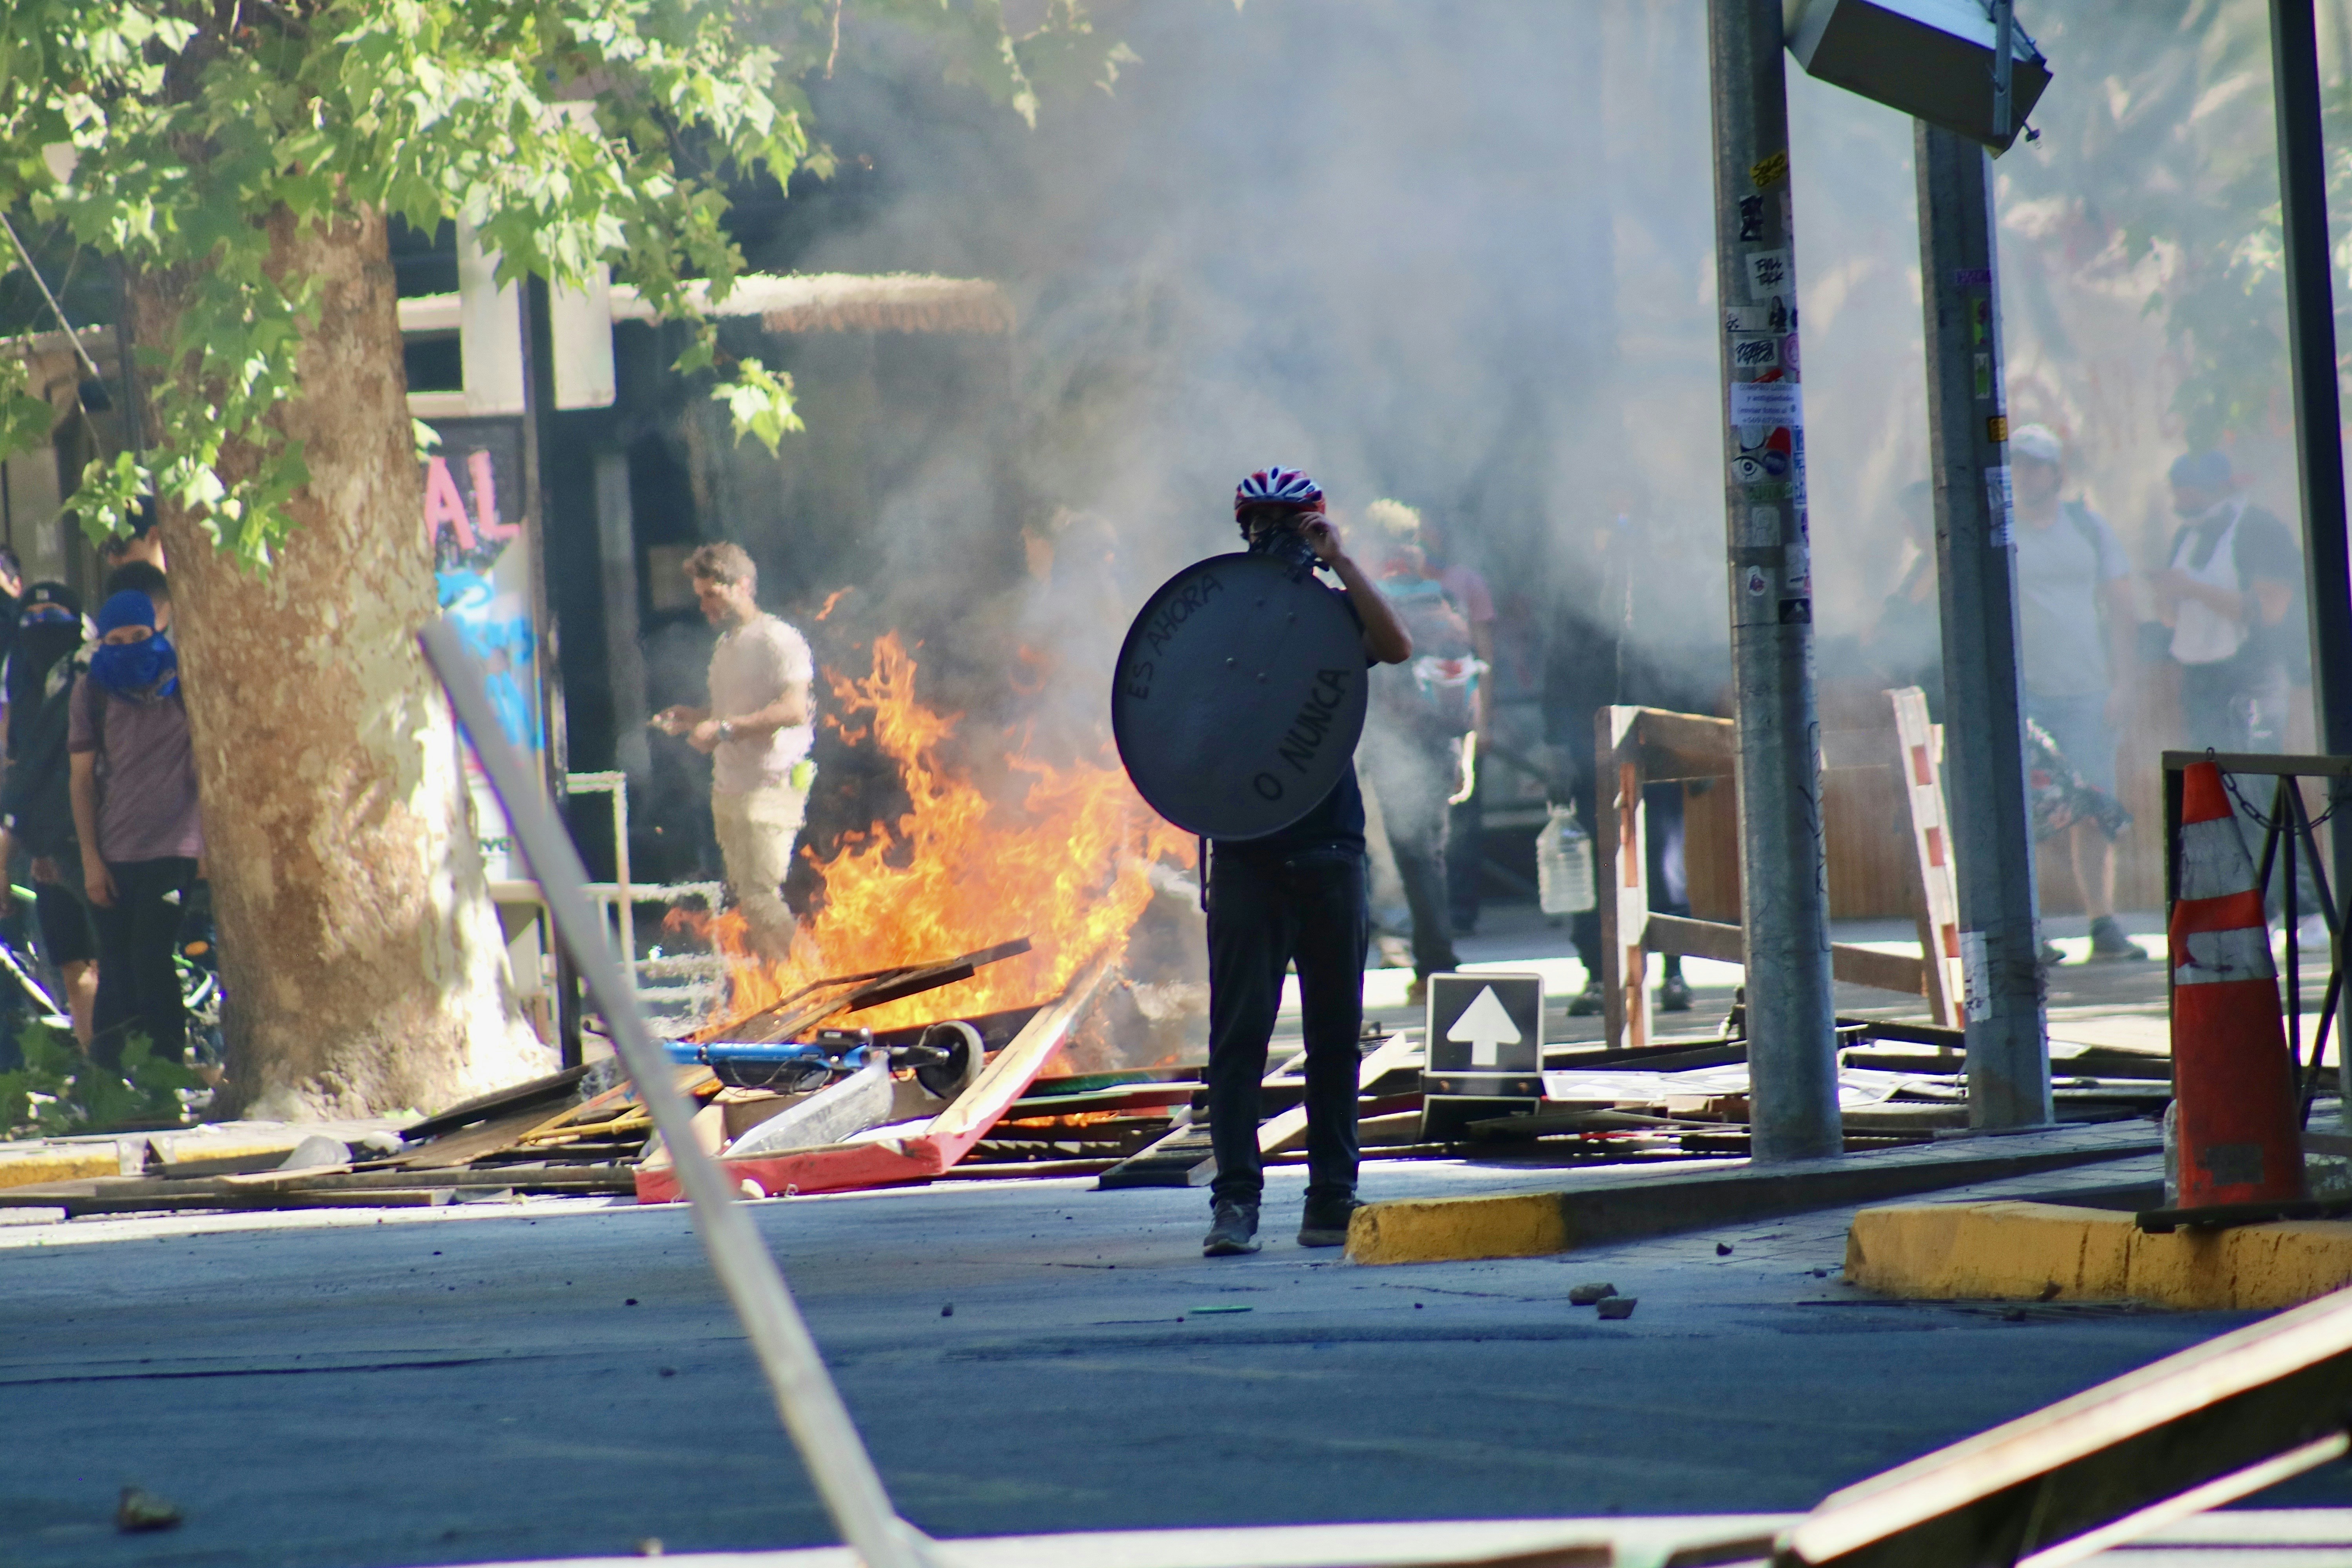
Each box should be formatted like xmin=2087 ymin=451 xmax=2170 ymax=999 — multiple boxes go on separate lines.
xmin=0 ymin=1154 xmax=2339 ymax=1568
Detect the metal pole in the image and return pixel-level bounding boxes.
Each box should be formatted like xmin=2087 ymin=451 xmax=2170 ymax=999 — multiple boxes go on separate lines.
xmin=519 ymin=275 xmax=583 ymax=1068
xmin=421 ymin=624 xmax=938 ymax=1568
xmin=2266 ymin=0 xmax=2352 ymax=1133
xmin=612 ymin=774 xmax=635 ymax=1000
xmin=1915 ymin=123 xmax=2052 ymax=1128
xmin=1708 ymin=0 xmax=1842 ymax=1161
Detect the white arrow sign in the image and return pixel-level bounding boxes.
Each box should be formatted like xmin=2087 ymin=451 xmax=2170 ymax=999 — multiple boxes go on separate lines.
xmin=1447 ymin=985 xmax=1523 ymax=1068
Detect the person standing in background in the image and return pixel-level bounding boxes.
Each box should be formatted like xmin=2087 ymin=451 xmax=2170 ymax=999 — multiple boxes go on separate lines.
xmin=71 ymin=590 xmax=201 ymax=1070
xmin=2156 ymin=448 xmax=2308 ymax=920
xmin=0 ymin=548 xmax=26 ymax=709
xmin=2008 ymin=425 xmax=2143 ymax=963
xmin=1418 ymin=512 xmax=1497 ymax=936
xmin=0 ymin=584 xmax=96 ymax=1044
xmin=1356 ymin=505 xmax=1474 ymax=1005
xmin=2156 ymin=448 xmax=2301 ymax=755
xmin=651 ymin=543 xmax=816 ymax=963
xmin=1559 ymin=508 xmax=1699 ymax=1018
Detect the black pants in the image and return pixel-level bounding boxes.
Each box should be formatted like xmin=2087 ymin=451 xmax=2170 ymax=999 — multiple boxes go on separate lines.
xmin=1204 ymin=846 xmax=1367 ymax=1208
xmin=91 ymin=856 xmax=196 ymax=1071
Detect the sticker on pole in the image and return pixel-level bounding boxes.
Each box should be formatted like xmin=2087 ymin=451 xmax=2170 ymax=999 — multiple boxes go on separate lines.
xmin=1111 ymin=552 xmax=1369 ymax=840
xmin=1729 ymin=380 xmax=1803 ymax=429
xmin=1424 ymin=973 xmax=1543 ymax=1077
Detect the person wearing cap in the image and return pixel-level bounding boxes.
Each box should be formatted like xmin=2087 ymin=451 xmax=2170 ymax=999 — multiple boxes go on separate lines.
xmin=69 ymin=589 xmax=202 ymax=1070
xmin=2155 ymin=448 xmax=2301 ymax=755
xmin=0 ymin=583 xmax=97 ymax=1042
xmin=1200 ymin=468 xmax=1413 ymax=1259
xmin=2009 ymin=424 xmax=2144 ymax=963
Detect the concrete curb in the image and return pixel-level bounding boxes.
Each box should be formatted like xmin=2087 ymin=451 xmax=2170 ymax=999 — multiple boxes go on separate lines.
xmin=1846 ymin=1200 xmax=2352 ymax=1311
xmin=0 ymin=1149 xmax=120 ymax=1190
xmin=0 ymin=1136 xmax=318 ymax=1192
xmin=1343 ymin=1122 xmax=2158 ymax=1266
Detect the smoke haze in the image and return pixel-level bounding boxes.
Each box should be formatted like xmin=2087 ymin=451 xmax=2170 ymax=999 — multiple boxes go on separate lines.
xmin=611 ymin=0 xmax=2337 ymax=897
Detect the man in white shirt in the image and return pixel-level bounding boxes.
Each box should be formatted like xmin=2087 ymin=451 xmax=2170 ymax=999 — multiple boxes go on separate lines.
xmin=2009 ymin=424 xmax=2143 ymax=962
xmin=652 ymin=542 xmax=815 ymax=961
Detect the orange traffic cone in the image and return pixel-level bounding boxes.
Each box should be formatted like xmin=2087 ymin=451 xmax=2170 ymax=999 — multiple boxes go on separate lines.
xmin=2169 ymin=760 xmax=2304 ymax=1207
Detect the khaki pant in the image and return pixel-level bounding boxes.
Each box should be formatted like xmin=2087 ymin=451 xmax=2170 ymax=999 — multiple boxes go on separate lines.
xmin=711 ymin=782 xmax=808 ymax=960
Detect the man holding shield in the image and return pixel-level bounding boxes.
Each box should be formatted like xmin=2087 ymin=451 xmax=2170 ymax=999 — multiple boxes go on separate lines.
xmin=1201 ymin=468 xmax=1414 ymax=1257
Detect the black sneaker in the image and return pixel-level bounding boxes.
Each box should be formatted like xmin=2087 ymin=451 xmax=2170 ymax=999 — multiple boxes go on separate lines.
xmin=1659 ymin=973 xmax=1693 ymax=1013
xmin=1566 ymin=980 xmax=1603 ymax=1017
xmin=1202 ymin=1200 xmax=1261 ymax=1257
xmin=1297 ymin=1195 xmax=1365 ymax=1248
xmin=2087 ymin=916 xmax=2147 ymax=962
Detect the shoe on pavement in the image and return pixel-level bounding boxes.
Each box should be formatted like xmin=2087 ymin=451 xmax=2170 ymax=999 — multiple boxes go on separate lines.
xmin=1406 ymin=975 xmax=1428 ymax=1007
xmin=1658 ymin=973 xmax=1693 ymax=1013
xmin=1566 ymin=980 xmax=1603 ymax=1017
xmin=1297 ymin=1195 xmax=1365 ymax=1248
xmin=2087 ymin=916 xmax=2147 ymax=962
xmin=2038 ymin=940 xmax=2067 ymax=969
xmin=1203 ymin=1200 xmax=1261 ymax=1257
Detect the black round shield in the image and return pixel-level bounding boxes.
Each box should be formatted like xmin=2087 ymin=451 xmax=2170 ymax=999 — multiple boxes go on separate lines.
xmin=1112 ymin=553 xmax=1368 ymax=839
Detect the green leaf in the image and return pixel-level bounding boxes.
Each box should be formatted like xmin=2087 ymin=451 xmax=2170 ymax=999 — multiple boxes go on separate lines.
xmin=2 ymin=0 xmax=1130 ymax=563
xmin=712 ymin=358 xmax=804 ymax=452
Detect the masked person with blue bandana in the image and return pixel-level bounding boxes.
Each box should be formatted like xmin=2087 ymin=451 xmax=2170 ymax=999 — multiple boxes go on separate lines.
xmin=69 ymin=590 xmax=203 ymax=1071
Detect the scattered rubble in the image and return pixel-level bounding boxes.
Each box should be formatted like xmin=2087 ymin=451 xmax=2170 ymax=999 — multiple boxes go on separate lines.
xmin=0 ymin=938 xmax=2175 ymax=1220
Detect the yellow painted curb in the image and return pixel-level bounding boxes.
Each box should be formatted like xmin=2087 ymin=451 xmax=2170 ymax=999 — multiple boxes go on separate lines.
xmin=1346 ymin=1191 xmax=1568 ymax=1265
xmin=0 ymin=1137 xmax=309 ymax=1192
xmin=1846 ymin=1201 xmax=2352 ymax=1312
xmin=0 ymin=1149 xmax=119 ymax=1189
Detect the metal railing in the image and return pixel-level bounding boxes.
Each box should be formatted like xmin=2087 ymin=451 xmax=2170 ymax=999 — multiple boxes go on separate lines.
xmin=489 ymin=772 xmax=734 ymax=1030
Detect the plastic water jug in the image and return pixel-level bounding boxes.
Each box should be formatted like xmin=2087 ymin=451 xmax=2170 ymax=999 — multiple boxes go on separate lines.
xmin=1535 ymin=802 xmax=1596 ymax=916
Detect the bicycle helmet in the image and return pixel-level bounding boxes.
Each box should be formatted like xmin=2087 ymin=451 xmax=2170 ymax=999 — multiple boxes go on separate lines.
xmin=1233 ymin=467 xmax=1323 ymax=514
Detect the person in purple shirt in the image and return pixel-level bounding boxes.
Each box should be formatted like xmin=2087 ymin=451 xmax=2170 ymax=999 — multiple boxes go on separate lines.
xmin=69 ymin=589 xmax=202 ymax=1069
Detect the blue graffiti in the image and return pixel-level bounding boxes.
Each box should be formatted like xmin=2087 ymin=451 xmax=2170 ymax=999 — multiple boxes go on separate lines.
xmin=437 ymin=568 xmax=538 ymax=752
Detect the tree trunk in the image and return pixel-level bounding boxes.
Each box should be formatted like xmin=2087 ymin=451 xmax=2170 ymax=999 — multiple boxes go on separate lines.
xmin=130 ymin=208 xmax=549 ymax=1119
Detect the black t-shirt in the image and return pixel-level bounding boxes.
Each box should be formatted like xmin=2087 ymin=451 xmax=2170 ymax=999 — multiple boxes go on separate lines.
xmin=2169 ymin=504 xmax=2305 ymax=678
xmin=1214 ymin=579 xmax=1371 ymax=857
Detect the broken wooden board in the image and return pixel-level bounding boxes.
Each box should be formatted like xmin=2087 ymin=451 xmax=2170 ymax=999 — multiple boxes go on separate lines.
xmin=400 ymin=1063 xmax=597 ymax=1143
xmin=711 ymin=938 xmax=1034 ymax=1045
xmin=1644 ymin=913 xmax=1929 ymax=997
xmin=1094 ymin=1118 xmax=1216 ymax=1189
xmin=1259 ymin=1033 xmax=1422 ymax=1156
xmin=635 ymin=949 xmax=1114 ymax=1203
xmin=719 ymin=1060 xmax=895 ymax=1160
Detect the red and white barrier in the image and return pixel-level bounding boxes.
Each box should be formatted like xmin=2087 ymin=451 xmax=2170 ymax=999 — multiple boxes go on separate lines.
xmin=2169 ymin=760 xmax=2304 ymax=1207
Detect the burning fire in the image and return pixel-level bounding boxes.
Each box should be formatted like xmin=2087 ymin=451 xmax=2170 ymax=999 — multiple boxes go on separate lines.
xmin=698 ymin=633 xmax=1191 ymax=1033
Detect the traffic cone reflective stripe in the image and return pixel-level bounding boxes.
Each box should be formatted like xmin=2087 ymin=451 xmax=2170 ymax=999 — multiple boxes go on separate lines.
xmin=2167 ymin=760 xmax=2303 ymax=1208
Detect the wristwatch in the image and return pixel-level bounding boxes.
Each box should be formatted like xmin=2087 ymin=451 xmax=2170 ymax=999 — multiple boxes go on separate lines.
xmin=717 ymin=720 xmax=736 ymax=742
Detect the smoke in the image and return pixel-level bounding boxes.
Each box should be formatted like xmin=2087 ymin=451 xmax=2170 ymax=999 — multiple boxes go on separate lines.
xmin=648 ymin=0 xmax=2312 ymax=827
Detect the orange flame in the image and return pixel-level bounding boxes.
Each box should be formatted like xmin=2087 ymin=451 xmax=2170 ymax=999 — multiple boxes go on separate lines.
xmin=702 ymin=632 xmax=1191 ymax=1033
xmin=815 ymin=586 xmax=853 ymax=622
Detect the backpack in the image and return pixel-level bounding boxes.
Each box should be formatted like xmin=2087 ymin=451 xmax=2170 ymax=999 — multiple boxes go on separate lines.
xmin=1372 ymin=577 xmax=1481 ymax=738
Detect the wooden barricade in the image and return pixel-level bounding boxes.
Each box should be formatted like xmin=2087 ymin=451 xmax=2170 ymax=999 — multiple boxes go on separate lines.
xmin=1597 ymin=689 xmax=1963 ymax=1052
